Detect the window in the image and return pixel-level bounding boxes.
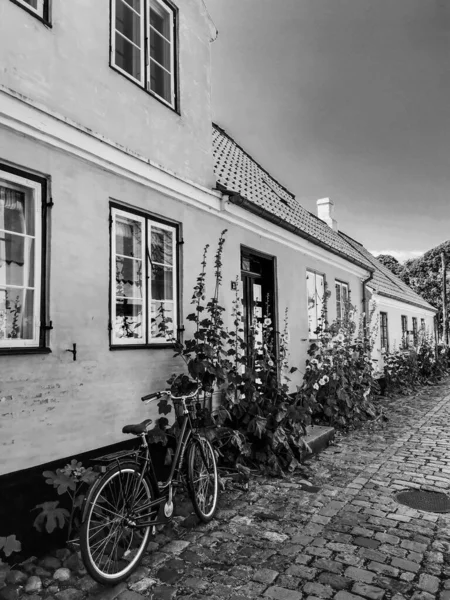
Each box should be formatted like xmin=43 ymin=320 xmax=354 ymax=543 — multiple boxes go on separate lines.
xmin=306 ymin=270 xmax=324 ymax=339
xmin=11 ymin=0 xmax=49 ymax=22
xmin=335 ymin=280 xmax=349 ymax=321
xmin=111 ymin=0 xmax=176 ymax=108
xmin=401 ymin=315 xmax=408 ymax=349
xmin=0 ymin=167 xmax=47 ymax=349
xmin=111 ymin=206 xmax=178 ymax=346
xmin=380 ymin=312 xmax=389 ymax=352
xmin=412 ymin=317 xmax=418 ymax=345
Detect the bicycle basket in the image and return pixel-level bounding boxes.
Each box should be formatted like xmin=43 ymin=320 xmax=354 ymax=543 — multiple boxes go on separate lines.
xmin=173 ymin=391 xmax=213 ymax=428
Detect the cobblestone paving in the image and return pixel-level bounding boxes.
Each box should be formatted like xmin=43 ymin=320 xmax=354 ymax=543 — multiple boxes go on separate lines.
xmin=3 ymin=379 xmax=450 ymax=600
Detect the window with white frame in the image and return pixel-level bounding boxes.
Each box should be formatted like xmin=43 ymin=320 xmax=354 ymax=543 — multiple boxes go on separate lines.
xmin=0 ymin=169 xmax=44 ymax=348
xmin=111 ymin=0 xmax=176 ymax=108
xmin=380 ymin=312 xmax=389 ymax=352
xmin=401 ymin=315 xmax=408 ymax=349
xmin=12 ymin=0 xmax=49 ymax=21
xmin=306 ymin=270 xmax=325 ymax=339
xmin=111 ymin=206 xmax=178 ymax=346
xmin=335 ymin=280 xmax=349 ymax=321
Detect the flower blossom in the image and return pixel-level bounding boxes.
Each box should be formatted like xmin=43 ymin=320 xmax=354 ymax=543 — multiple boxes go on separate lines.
xmin=313 ymin=383 xmax=319 ymax=390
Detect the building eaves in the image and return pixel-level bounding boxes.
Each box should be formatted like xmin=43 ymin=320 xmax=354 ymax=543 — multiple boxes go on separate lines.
xmin=340 ymin=232 xmax=436 ymax=313
xmin=212 ymin=124 xmax=374 ymax=273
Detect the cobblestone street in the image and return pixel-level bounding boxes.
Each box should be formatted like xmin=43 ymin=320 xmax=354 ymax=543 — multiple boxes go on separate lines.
xmin=3 ymin=379 xmax=450 ymax=600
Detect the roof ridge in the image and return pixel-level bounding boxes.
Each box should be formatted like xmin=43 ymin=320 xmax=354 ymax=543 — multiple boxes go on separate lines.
xmin=212 ymin=122 xmax=295 ymax=200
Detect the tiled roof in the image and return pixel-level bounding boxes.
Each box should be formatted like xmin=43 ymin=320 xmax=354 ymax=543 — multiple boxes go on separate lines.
xmin=340 ymin=234 xmax=436 ymax=312
xmin=212 ymin=123 xmax=436 ymax=313
xmin=212 ymin=124 xmax=372 ymax=269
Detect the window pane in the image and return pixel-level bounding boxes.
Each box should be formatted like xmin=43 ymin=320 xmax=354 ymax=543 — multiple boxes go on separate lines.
xmin=0 ymin=288 xmax=34 ymax=340
xmin=150 ymin=0 xmax=171 ymax=39
xmin=123 ymin=0 xmax=141 ymax=11
xmin=150 ymin=29 xmax=171 ymax=72
xmin=115 ymin=33 xmax=141 ymax=81
xmin=335 ymin=283 xmax=341 ymax=319
xmin=150 ymin=60 xmax=172 ymax=103
xmin=115 ymin=299 xmax=143 ymax=339
xmin=116 ymin=216 xmax=142 ymax=258
xmin=1 ymin=237 xmax=36 ymax=289
xmin=151 ymin=265 xmax=173 ymax=300
xmin=24 ymin=0 xmax=38 ymax=8
xmin=116 ymin=0 xmax=141 ymax=46
xmin=116 ymin=256 xmax=143 ymax=298
xmin=151 ymin=227 xmax=173 ymax=265
xmin=0 ymin=186 xmax=35 ymax=235
xmin=151 ymin=300 xmax=174 ymax=339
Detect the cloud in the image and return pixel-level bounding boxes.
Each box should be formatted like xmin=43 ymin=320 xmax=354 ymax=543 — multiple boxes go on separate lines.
xmin=369 ymin=249 xmax=424 ymax=263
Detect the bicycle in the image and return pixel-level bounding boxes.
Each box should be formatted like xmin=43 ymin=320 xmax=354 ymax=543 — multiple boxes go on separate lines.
xmin=79 ymin=382 xmax=219 ymax=585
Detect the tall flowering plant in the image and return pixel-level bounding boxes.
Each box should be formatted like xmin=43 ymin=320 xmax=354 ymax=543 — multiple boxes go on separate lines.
xmin=298 ymin=290 xmax=380 ymax=429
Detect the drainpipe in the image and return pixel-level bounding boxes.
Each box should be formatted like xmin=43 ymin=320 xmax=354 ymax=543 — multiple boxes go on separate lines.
xmin=362 ymin=272 xmax=374 ymax=349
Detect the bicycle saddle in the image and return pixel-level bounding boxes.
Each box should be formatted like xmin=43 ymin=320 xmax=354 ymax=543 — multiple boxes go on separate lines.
xmin=122 ymin=419 xmax=153 ymax=435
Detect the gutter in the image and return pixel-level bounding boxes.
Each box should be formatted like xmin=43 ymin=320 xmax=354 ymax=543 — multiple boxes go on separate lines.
xmin=222 ymin=189 xmax=373 ymax=274
xmin=362 ymin=272 xmax=374 ymax=347
xmin=375 ymin=291 xmax=437 ymax=314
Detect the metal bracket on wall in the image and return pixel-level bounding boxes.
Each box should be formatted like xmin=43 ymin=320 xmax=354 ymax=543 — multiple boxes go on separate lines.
xmin=66 ymin=343 xmax=77 ymax=361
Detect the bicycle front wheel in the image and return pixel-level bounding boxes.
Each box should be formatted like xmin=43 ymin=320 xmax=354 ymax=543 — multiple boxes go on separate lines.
xmin=187 ymin=436 xmax=219 ymax=522
xmin=80 ymin=461 xmax=156 ymax=585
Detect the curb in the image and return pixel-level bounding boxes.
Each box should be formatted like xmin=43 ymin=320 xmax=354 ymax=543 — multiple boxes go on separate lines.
xmin=304 ymin=425 xmax=335 ymax=455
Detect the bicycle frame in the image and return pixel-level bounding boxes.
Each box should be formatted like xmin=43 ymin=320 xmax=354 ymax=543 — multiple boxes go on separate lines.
xmin=83 ymin=394 xmax=201 ymax=529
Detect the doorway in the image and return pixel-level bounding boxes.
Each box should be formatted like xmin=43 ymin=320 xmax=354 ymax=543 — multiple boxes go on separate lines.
xmin=240 ymin=247 xmax=277 ymax=364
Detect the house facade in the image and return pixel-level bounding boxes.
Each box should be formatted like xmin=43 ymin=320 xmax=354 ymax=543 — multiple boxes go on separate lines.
xmin=0 ymin=0 xmax=435 ymax=478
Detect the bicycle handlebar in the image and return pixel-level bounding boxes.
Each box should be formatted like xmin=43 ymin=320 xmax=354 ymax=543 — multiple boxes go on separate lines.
xmin=141 ymin=385 xmax=201 ymax=403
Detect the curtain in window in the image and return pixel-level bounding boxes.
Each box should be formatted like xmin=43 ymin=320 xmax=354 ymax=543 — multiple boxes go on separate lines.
xmin=150 ymin=225 xmax=174 ymax=339
xmin=307 ymin=272 xmax=324 ymax=337
xmin=114 ymin=215 xmax=144 ymax=340
xmin=0 ymin=185 xmax=34 ymax=341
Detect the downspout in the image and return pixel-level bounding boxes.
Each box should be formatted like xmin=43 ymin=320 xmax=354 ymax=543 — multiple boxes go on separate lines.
xmin=362 ymin=272 xmax=374 ymax=349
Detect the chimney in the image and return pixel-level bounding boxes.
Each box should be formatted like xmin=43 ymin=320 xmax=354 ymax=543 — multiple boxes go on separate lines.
xmin=317 ymin=197 xmax=338 ymax=231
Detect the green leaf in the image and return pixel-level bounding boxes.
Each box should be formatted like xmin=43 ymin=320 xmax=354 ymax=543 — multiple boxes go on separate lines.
xmin=0 ymin=534 xmax=21 ymax=557
xmin=32 ymin=501 xmax=70 ymax=534
xmin=147 ymin=426 xmax=168 ymax=445
xmin=157 ymin=398 xmax=172 ymax=415
xmin=43 ymin=470 xmax=76 ymax=495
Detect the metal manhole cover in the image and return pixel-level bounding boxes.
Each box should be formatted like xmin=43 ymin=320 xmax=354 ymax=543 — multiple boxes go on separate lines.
xmin=395 ymin=490 xmax=450 ymax=513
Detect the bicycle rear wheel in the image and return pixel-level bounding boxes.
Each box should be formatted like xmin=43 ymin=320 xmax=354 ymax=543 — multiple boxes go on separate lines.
xmin=80 ymin=461 xmax=156 ymax=585
xmin=187 ymin=436 xmax=219 ymax=522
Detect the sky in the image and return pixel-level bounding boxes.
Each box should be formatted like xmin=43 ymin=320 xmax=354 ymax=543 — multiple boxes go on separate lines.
xmin=205 ymin=0 xmax=450 ymax=263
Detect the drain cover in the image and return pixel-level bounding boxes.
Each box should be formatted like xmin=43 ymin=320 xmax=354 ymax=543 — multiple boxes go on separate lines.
xmin=395 ymin=490 xmax=450 ymax=513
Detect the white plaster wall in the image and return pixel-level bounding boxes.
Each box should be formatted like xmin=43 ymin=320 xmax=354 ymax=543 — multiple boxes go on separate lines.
xmin=0 ymin=0 xmax=215 ymax=188
xmin=0 ymin=128 xmax=369 ymax=475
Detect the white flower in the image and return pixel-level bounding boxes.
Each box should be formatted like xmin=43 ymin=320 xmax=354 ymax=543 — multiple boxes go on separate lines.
xmin=264 ymin=318 xmax=272 ymax=326
xmin=336 ymin=333 xmax=345 ymax=342
xmin=267 ymin=359 xmax=274 ymax=367
xmin=322 ymin=375 xmax=329 ymax=384
xmin=311 ymin=359 xmax=318 ymax=365
xmin=319 ymin=378 xmax=325 ymax=386
xmin=313 ymin=383 xmax=319 ymax=390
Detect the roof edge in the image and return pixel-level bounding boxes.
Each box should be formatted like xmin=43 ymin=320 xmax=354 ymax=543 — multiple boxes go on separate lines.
xmin=374 ymin=290 xmax=437 ymax=313
xmin=212 ymin=123 xmax=295 ymax=200
xmin=222 ymin=188 xmax=373 ymax=274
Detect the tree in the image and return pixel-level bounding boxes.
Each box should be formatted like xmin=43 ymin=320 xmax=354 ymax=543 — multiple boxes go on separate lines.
xmin=397 ymin=241 xmax=450 ymax=340
xmin=375 ymin=254 xmax=403 ymax=276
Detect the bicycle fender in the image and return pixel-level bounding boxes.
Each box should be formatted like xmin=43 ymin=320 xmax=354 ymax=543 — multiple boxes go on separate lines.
xmin=81 ymin=476 xmax=103 ymax=523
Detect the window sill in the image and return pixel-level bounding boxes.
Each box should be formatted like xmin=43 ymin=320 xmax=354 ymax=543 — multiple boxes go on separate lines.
xmin=110 ymin=343 xmax=175 ymax=351
xmin=0 ymin=347 xmax=52 ymax=356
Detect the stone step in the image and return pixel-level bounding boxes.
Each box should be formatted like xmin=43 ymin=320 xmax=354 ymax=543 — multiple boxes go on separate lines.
xmin=304 ymin=425 xmax=335 ymax=455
